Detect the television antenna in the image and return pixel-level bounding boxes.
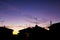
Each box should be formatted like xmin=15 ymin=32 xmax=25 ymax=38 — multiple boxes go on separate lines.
xmin=24 ymin=15 xmax=49 ymax=27
xmin=50 ymin=20 xmax=52 ymax=26
xmin=34 ymin=17 xmax=38 ymax=25
xmin=24 ymin=17 xmax=42 ymax=26
xmin=0 ymin=18 xmax=5 ymax=27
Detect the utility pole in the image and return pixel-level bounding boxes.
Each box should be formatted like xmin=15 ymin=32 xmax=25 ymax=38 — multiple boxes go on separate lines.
xmin=50 ymin=20 xmax=52 ymax=26
xmin=0 ymin=18 xmax=4 ymax=27
xmin=35 ymin=18 xmax=38 ymax=25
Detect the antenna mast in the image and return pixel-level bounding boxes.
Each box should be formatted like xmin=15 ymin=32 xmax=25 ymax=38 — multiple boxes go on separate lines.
xmin=35 ymin=18 xmax=38 ymax=25
xmin=50 ymin=20 xmax=52 ymax=26
xmin=0 ymin=18 xmax=5 ymax=27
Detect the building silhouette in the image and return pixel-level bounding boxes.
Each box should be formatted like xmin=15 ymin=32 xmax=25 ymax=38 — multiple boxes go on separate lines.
xmin=49 ymin=22 xmax=60 ymax=32
xmin=49 ymin=22 xmax=60 ymax=40
xmin=0 ymin=22 xmax=60 ymax=40
xmin=18 ymin=25 xmax=49 ymax=40
xmin=0 ymin=26 xmax=13 ymax=40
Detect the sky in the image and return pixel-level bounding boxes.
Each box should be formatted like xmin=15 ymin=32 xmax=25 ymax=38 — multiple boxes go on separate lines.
xmin=0 ymin=0 xmax=60 ymax=31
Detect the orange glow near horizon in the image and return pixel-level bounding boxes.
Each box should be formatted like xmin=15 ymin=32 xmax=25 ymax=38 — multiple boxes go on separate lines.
xmin=0 ymin=23 xmax=50 ymax=35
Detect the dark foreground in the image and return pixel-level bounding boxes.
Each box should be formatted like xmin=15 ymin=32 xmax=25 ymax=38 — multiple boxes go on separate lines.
xmin=0 ymin=22 xmax=60 ymax=40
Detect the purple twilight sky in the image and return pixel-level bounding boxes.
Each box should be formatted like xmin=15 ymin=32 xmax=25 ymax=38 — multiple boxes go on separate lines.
xmin=0 ymin=0 xmax=60 ymax=30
